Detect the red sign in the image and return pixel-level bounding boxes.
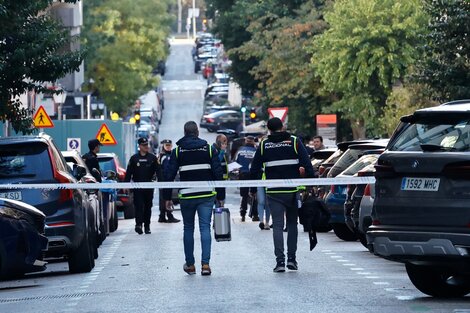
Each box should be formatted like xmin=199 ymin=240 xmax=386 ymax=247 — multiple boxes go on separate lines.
xmin=267 ymin=107 xmax=288 ymax=122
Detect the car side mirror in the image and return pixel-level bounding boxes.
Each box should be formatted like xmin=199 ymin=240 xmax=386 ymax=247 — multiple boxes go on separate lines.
xmin=73 ymin=164 xmax=88 ymax=181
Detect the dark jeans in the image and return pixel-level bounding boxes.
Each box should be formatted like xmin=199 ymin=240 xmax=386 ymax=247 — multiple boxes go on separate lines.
xmin=267 ymin=193 xmax=299 ymax=262
xmin=134 ymin=189 xmax=154 ymax=226
xmin=239 ymin=172 xmax=258 ymax=217
xmin=159 ymin=189 xmax=173 ymax=218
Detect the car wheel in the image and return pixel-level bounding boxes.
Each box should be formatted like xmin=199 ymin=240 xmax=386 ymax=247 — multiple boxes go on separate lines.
xmin=316 ymin=224 xmax=333 ymax=233
xmin=207 ymin=128 xmax=214 ymax=133
xmin=113 ymin=207 xmax=118 ymax=231
xmin=357 ymin=233 xmax=369 ymax=249
xmin=331 ymin=223 xmax=357 ymax=241
xmin=68 ymin=229 xmax=94 ymax=273
xmin=405 ymin=263 xmax=470 ymax=298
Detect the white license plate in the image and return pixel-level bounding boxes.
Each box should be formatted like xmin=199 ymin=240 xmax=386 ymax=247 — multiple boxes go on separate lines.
xmin=401 ymin=177 xmax=440 ymax=192
xmin=0 ymin=191 xmax=22 ymax=200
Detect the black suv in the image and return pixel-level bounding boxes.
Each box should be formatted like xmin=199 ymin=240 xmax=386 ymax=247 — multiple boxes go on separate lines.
xmin=368 ymin=100 xmax=470 ymax=297
xmin=0 ymin=134 xmax=96 ymax=273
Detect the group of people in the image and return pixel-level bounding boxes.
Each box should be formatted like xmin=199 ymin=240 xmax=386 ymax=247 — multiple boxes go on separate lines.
xmin=85 ymin=117 xmax=319 ymax=275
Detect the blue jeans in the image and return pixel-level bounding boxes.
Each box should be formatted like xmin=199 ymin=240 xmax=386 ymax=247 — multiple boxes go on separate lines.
xmin=257 ymin=187 xmax=270 ymax=224
xmin=180 ymin=196 xmax=215 ymax=266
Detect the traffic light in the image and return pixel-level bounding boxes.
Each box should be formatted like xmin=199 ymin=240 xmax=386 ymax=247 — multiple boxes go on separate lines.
xmin=249 ymin=107 xmax=257 ymax=122
xmin=240 ymin=105 xmax=246 ymax=113
xmin=134 ymin=109 xmax=140 ymax=127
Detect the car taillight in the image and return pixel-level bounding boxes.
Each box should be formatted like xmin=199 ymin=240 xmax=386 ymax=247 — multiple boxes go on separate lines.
xmin=374 ymin=163 xmax=395 ymax=178
xmin=330 ymin=185 xmax=335 ymax=193
xmin=363 ymin=184 xmax=371 ymax=196
xmin=442 ymin=163 xmax=470 ymax=179
xmin=206 ymin=117 xmax=215 ymax=123
xmin=54 ymin=171 xmax=73 ymax=203
xmin=372 ymin=219 xmax=381 ymax=225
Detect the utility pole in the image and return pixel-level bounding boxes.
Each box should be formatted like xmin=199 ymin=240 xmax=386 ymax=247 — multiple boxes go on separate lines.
xmin=177 ymin=0 xmax=182 ymax=34
xmin=192 ymin=0 xmax=197 ymax=39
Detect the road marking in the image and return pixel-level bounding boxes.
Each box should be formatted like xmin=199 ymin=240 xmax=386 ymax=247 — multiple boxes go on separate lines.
xmin=357 ymin=272 xmax=373 ymax=275
xmin=324 ymin=252 xmax=336 ymax=255
xmin=373 ymin=282 xmax=390 ymax=285
xmin=343 ymin=263 xmax=356 ymax=266
xmin=336 ymin=259 xmax=348 ymax=262
xmin=350 ymin=268 xmax=365 ymax=271
xmin=321 ymin=250 xmax=332 ymax=252
xmin=330 ymin=256 xmax=342 ymax=259
xmin=365 ymin=276 xmax=380 ymax=279
xmin=396 ymin=295 xmax=416 ymax=300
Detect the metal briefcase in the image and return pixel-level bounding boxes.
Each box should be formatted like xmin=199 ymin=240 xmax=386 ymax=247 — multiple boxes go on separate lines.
xmin=213 ymin=207 xmax=231 ymax=242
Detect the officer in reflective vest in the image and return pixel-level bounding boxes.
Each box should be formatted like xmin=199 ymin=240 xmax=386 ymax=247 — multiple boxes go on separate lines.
xmin=212 ymin=134 xmax=229 ymax=180
xmin=163 ymin=121 xmax=225 ymax=276
xmin=250 ymin=117 xmax=316 ymax=273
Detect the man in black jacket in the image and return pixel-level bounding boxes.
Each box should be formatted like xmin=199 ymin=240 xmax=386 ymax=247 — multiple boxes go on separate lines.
xmin=163 ymin=121 xmax=225 ymax=276
xmin=82 ymin=139 xmax=103 ymax=182
xmin=250 ymin=118 xmax=316 ymax=272
xmin=125 ymin=137 xmax=162 ymax=235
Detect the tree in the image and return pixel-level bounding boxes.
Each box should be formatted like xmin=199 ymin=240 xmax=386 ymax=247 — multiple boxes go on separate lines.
xmin=83 ymin=0 xmax=173 ymax=114
xmin=311 ymin=0 xmax=427 ymax=138
xmin=0 ymin=0 xmax=84 ymax=133
xmin=415 ymin=0 xmax=470 ymax=101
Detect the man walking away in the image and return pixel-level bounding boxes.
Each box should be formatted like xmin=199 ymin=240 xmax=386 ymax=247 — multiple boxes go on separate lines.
xmin=250 ymin=118 xmax=316 ymax=272
xmin=235 ymin=135 xmax=258 ymax=222
xmin=158 ymin=139 xmax=180 ymax=223
xmin=82 ymin=139 xmax=103 ymax=182
xmin=125 ymin=137 xmax=162 ymax=235
xmin=164 ymin=121 xmax=225 ymax=276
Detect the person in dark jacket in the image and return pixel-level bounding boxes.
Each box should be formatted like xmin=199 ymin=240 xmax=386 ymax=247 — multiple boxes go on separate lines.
xmin=125 ymin=137 xmax=162 ymax=235
xmin=82 ymin=139 xmax=103 ymax=182
xmin=164 ymin=121 xmax=225 ymax=276
xmin=234 ymin=135 xmax=258 ymax=222
xmin=157 ymin=139 xmax=180 ymax=223
xmin=250 ymin=117 xmax=316 ymax=273
xmin=212 ymin=134 xmax=229 ymax=180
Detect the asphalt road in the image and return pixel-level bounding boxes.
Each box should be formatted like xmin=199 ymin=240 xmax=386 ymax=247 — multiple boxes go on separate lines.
xmin=0 ymin=39 xmax=469 ymax=313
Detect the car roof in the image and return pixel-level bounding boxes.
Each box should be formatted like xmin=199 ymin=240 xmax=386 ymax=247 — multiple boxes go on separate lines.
xmin=415 ymin=100 xmax=470 ymax=114
xmin=207 ymin=110 xmax=239 ymax=116
xmin=97 ymin=153 xmax=117 ymax=158
xmin=347 ymin=139 xmax=389 ymax=150
xmin=0 ymin=135 xmax=50 ymax=145
xmin=61 ymin=150 xmax=81 ymax=157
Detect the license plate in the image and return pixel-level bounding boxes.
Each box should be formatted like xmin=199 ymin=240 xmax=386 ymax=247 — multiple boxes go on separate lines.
xmin=0 ymin=191 xmax=22 ymax=200
xmin=401 ymin=177 xmax=440 ymax=192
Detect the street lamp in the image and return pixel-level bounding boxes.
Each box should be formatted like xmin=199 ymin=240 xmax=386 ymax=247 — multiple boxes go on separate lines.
xmin=53 ymin=88 xmax=67 ymax=120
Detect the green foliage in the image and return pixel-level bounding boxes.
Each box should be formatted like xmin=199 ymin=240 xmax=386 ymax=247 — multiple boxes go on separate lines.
xmin=311 ymin=0 xmax=428 ymax=138
xmin=83 ymin=0 xmax=173 ymax=114
xmin=0 ymin=0 xmax=84 ymax=134
xmin=415 ymin=0 xmax=470 ymax=101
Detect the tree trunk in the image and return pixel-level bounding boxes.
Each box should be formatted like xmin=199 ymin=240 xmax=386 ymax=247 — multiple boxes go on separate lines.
xmin=351 ymin=118 xmax=366 ymax=139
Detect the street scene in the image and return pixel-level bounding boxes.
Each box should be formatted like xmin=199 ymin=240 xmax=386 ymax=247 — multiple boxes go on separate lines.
xmin=1 ymin=1 xmax=470 ymax=313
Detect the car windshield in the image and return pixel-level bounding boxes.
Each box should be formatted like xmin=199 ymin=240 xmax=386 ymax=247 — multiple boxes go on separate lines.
xmin=340 ymin=154 xmax=379 ymax=176
xmin=0 ymin=143 xmax=52 ymax=178
xmin=390 ymin=117 xmax=470 ymax=151
xmin=98 ymin=157 xmax=116 ymax=173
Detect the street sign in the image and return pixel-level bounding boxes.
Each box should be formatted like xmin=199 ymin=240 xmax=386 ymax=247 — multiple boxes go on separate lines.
xmin=33 ymin=105 xmax=54 ymax=128
xmin=67 ymin=138 xmax=81 ymax=153
xmin=95 ymin=124 xmax=117 ymax=145
xmin=316 ymin=114 xmax=337 ymax=146
xmin=267 ymin=107 xmax=289 ymax=122
xmin=188 ymin=8 xmax=200 ymax=18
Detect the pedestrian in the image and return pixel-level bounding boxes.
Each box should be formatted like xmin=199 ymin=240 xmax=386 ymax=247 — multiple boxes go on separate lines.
xmin=312 ymin=135 xmax=325 ymax=151
xmin=82 ymin=139 xmax=103 ymax=182
xmin=234 ymin=135 xmax=258 ymax=222
xmin=163 ymin=121 xmax=225 ymax=276
xmin=212 ymin=134 xmax=229 ymax=180
xmin=250 ymin=117 xmax=316 ymax=272
xmin=157 ymin=139 xmax=180 ymax=223
xmin=256 ymin=186 xmax=270 ymax=230
xmin=124 ymin=137 xmax=162 ymax=235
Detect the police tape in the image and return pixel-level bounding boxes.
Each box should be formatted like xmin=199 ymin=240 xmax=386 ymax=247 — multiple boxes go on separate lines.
xmin=0 ymin=177 xmax=375 ymax=190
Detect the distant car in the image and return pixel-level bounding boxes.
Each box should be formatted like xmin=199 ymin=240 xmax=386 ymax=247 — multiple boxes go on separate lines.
xmin=200 ymin=110 xmax=243 ymax=132
xmin=0 ymin=134 xmax=96 ymax=273
xmin=368 ymin=100 xmax=470 ymax=298
xmin=97 ymin=153 xmax=135 ymax=220
xmin=0 ymin=198 xmax=48 ymax=279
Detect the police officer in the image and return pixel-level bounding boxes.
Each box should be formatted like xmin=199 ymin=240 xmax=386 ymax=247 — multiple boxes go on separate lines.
xmin=212 ymin=134 xmax=229 ymax=180
xmin=82 ymin=139 xmax=103 ymax=182
xmin=158 ymin=139 xmax=180 ymax=223
xmin=163 ymin=121 xmax=225 ymax=276
xmin=125 ymin=137 xmax=162 ymax=235
xmin=234 ymin=135 xmax=258 ymax=222
xmin=250 ymin=118 xmax=316 ymax=273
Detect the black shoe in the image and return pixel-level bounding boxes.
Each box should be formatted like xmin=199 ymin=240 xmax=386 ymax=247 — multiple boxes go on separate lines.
xmin=287 ymin=258 xmax=298 ymax=271
xmin=167 ymin=216 xmax=180 ymax=223
xmin=273 ymin=260 xmax=286 ymax=273
xmin=241 ymin=216 xmax=245 ymax=222
xmin=158 ymin=216 xmax=167 ymax=223
xmin=135 ymin=225 xmax=143 ymax=235
xmin=144 ymin=225 xmax=151 ymax=234
xmin=259 ymin=222 xmax=265 ymax=230
xmin=252 ymin=216 xmax=260 ymax=222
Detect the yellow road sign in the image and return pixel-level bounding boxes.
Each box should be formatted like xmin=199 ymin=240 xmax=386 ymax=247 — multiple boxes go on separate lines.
xmin=33 ymin=106 xmax=54 ymax=128
xmin=96 ymin=124 xmax=117 ymax=145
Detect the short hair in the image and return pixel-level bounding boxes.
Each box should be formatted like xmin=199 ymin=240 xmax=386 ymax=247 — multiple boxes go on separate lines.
xmin=313 ymin=135 xmax=323 ymax=142
xmin=267 ymin=117 xmax=283 ymax=132
xmin=184 ymin=121 xmax=199 ymax=136
xmin=216 ymin=134 xmax=227 ymax=143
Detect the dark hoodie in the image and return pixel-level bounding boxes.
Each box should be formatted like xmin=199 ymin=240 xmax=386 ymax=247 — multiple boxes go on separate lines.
xmin=163 ymin=135 xmax=225 ymax=201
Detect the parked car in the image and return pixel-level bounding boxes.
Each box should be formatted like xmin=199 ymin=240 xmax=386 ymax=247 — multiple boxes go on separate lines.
xmin=200 ymin=110 xmax=244 ymax=132
xmin=0 ymin=198 xmax=48 ymax=279
xmin=97 ymin=153 xmax=135 ymax=219
xmin=0 ymin=134 xmax=96 ymax=273
xmin=62 ymin=150 xmax=105 ymax=247
xmin=356 ymin=164 xmax=377 ymax=248
xmin=368 ymin=100 xmax=470 ymax=298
